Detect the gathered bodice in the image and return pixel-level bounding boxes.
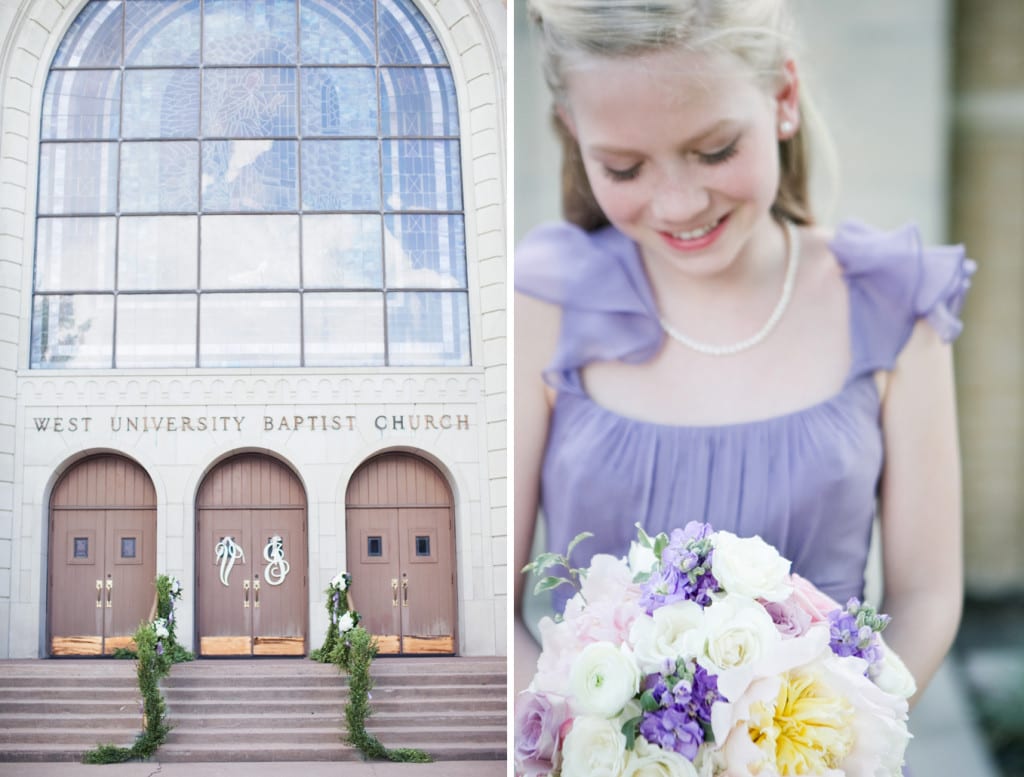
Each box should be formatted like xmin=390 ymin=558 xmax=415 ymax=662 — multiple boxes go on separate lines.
xmin=516 ymin=220 xmax=975 ymax=612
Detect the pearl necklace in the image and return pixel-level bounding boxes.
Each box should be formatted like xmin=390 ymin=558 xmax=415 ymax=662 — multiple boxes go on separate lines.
xmin=658 ymin=221 xmax=800 ymax=357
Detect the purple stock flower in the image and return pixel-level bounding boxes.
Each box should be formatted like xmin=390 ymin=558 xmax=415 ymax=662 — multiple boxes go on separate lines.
xmin=639 ymin=523 xmax=719 ymax=613
xmin=155 ymin=641 xmax=164 ymax=656
xmin=638 ymin=707 xmax=704 ymax=760
xmin=827 ymin=598 xmax=890 ymax=671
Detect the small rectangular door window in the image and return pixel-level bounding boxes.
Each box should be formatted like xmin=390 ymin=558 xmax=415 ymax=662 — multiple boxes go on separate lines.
xmin=74 ymin=537 xmax=89 ymax=558
xmin=367 ymin=536 xmax=383 ymax=557
xmin=415 ymin=535 xmax=430 ymax=557
xmin=121 ymin=537 xmax=137 ymax=558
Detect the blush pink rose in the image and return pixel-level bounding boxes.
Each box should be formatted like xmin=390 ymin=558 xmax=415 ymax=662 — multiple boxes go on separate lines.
xmin=788 ymin=573 xmax=842 ymax=624
xmin=515 ymin=690 xmax=571 ymax=777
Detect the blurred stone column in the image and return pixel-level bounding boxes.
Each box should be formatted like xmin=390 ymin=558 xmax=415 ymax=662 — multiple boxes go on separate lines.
xmin=952 ymin=1 xmax=1024 ymax=594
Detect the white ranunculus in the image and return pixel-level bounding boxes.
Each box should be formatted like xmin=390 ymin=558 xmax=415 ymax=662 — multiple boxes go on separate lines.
xmin=622 ymin=737 xmax=699 ymax=777
xmin=711 ymin=531 xmax=792 ymax=602
xmin=627 ymin=541 xmax=658 ymax=577
xmin=629 ymin=600 xmax=704 ymax=674
xmin=569 ymin=641 xmax=641 ymax=718
xmin=693 ymin=593 xmax=781 ymax=674
xmin=870 ymin=638 xmax=918 ymax=699
xmin=338 ymin=612 xmax=355 ymax=634
xmin=560 ymin=716 xmax=629 ymax=777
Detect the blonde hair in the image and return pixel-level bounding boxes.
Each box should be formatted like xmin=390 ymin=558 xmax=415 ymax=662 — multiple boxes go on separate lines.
xmin=527 ymin=0 xmax=818 ymax=231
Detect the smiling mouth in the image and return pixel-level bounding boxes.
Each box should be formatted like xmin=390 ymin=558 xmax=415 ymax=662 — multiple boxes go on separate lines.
xmin=671 ymin=216 xmax=724 ymax=241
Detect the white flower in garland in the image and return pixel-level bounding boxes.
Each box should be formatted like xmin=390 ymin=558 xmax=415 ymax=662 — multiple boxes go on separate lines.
xmin=338 ymin=612 xmax=355 ymax=634
xmin=153 ymin=618 xmax=169 ymax=639
xmin=330 ymin=571 xmax=350 ymax=591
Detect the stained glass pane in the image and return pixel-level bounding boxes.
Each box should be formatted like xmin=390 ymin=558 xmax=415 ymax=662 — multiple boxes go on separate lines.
xmin=201 ymin=215 xmax=299 ymax=288
xmin=120 ymin=141 xmax=199 ymax=212
xmin=118 ymin=216 xmax=198 ymax=289
xmin=302 ymin=141 xmax=379 ymax=211
xmin=386 ymin=291 xmax=468 ymax=366
xmin=38 ymin=142 xmax=117 ymax=214
xmin=31 ymin=294 xmax=114 ymax=368
xmin=123 ymin=70 xmax=200 ymax=138
xmin=52 ymin=0 xmax=122 ymax=67
xmin=204 ymin=0 xmax=297 ymax=65
xmin=200 ymin=292 xmax=300 ymax=367
xmin=300 ymin=68 xmax=376 ymax=137
xmin=125 ymin=0 xmax=201 ymax=66
xmin=303 ymin=214 xmax=382 ymax=288
xmin=116 ymin=294 xmax=197 ymax=367
xmin=42 ymin=70 xmax=121 ymax=140
xmin=380 ymin=68 xmax=458 ymax=137
xmin=36 ymin=217 xmax=116 ymax=291
xmin=384 ymin=214 xmax=465 ymax=288
xmin=202 ymin=140 xmax=298 ymax=211
xmin=378 ymin=0 xmax=447 ymax=65
xmin=203 ymin=68 xmax=297 ymax=137
xmin=304 ymin=292 xmax=384 ymax=366
xmin=382 ymin=140 xmax=462 ymax=211
xmin=300 ymin=0 xmax=375 ymax=65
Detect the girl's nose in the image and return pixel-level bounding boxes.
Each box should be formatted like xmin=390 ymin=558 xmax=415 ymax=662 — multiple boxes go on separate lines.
xmin=650 ymin=169 xmax=710 ymax=225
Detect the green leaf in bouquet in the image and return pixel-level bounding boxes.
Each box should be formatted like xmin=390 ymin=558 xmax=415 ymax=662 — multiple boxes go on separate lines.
xmin=533 ymin=576 xmax=574 ymax=595
xmin=522 ymin=552 xmax=565 ymax=576
xmin=653 ymin=533 xmax=669 ymax=562
xmin=634 ymin=523 xmax=654 ymax=549
xmin=621 ymin=715 xmax=642 ymax=750
xmin=566 ymin=531 xmax=594 ymax=559
xmin=639 ymin=688 xmax=660 ymax=712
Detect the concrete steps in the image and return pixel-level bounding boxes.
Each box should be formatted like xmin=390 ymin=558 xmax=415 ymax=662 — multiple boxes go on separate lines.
xmin=0 ymin=656 xmax=507 ymax=762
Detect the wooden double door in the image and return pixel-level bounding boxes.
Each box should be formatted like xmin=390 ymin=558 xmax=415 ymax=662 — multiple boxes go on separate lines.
xmin=49 ymin=456 xmax=157 ymax=656
xmin=346 ymin=453 xmax=456 ymax=654
xmin=196 ymin=455 xmax=308 ymax=656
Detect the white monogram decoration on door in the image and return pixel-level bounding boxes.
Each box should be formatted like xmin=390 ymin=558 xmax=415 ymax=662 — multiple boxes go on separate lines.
xmin=263 ymin=535 xmax=290 ymax=586
xmin=215 ymin=536 xmax=245 ymax=586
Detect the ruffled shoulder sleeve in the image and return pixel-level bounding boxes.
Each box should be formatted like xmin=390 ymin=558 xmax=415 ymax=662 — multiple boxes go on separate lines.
xmin=515 ymin=221 xmax=664 ymax=392
xmin=830 ymin=220 xmax=976 ymax=378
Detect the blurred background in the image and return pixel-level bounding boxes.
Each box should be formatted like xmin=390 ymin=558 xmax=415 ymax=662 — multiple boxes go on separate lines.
xmin=515 ymin=1 xmax=1023 ymax=774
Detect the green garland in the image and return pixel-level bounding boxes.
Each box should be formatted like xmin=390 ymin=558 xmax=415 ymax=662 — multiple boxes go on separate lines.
xmin=84 ymin=574 xmax=188 ymax=763
xmin=311 ymin=571 xmax=360 ymax=668
xmin=82 ymin=619 xmax=172 ymax=763
xmin=342 ymin=626 xmax=431 ymax=763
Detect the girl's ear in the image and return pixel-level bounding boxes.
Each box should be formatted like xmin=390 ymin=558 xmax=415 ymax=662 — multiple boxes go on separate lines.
xmin=775 ymin=58 xmax=800 ymax=139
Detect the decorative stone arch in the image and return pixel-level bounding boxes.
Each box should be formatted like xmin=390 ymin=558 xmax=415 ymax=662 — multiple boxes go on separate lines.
xmin=47 ymin=452 xmax=157 ymax=655
xmin=345 ymin=449 xmax=458 ymax=654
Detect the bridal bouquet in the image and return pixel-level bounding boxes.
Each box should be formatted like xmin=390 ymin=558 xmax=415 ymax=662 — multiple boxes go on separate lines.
xmin=515 ymin=523 xmax=916 ymax=777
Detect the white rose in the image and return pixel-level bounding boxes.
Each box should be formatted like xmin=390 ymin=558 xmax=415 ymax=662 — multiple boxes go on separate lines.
xmin=628 ymin=541 xmax=658 ymax=577
xmin=693 ymin=594 xmax=781 ymax=674
xmin=561 ymin=716 xmax=629 ymax=777
xmin=711 ymin=531 xmax=792 ymax=602
xmin=338 ymin=612 xmax=355 ymax=634
xmin=692 ymin=744 xmax=727 ymax=777
xmin=870 ymin=638 xmax=918 ymax=699
xmin=331 ymin=572 xmax=348 ymax=590
xmin=629 ymin=600 xmax=704 ymax=674
xmin=570 ymin=641 xmax=641 ymax=718
xmin=153 ymin=619 xmax=169 ymax=639
xmin=622 ymin=737 xmax=699 ymax=777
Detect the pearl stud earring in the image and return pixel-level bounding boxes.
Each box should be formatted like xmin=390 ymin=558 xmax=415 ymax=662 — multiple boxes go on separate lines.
xmin=780 ymin=120 xmax=795 ymax=136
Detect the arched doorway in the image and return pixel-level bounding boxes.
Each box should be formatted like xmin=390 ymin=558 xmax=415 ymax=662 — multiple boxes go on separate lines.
xmin=196 ymin=454 xmax=308 ymax=656
xmin=48 ymin=454 xmax=157 ymax=656
xmin=346 ymin=452 xmax=457 ymax=655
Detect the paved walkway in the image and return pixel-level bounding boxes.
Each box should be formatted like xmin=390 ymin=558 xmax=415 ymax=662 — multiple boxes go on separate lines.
xmin=0 ymin=762 xmax=506 ymax=777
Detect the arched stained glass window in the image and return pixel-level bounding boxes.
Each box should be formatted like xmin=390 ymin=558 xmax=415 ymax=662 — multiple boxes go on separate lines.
xmin=32 ymin=0 xmax=468 ymax=369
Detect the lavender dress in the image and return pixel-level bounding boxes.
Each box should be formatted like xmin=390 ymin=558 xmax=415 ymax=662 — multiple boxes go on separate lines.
xmin=516 ymin=220 xmax=974 ymax=613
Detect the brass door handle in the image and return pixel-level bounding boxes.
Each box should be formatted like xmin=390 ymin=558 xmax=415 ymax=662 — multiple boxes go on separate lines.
xmin=243 ymin=579 xmax=250 ymax=608
xmin=105 ymin=579 xmax=113 ymax=608
xmin=401 ymin=574 xmax=408 ymax=607
xmin=96 ymin=580 xmax=103 ymax=608
xmin=391 ymin=578 xmax=399 ymax=607
xmin=253 ymin=578 xmax=260 ymax=608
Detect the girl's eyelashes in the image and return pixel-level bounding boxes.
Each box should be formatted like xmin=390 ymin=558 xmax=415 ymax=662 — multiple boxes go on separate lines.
xmin=602 ymin=162 xmax=643 ymax=182
xmin=698 ymin=138 xmax=739 ymax=165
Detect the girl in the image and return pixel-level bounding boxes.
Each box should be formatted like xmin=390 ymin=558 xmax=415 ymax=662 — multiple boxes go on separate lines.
xmin=514 ymin=0 xmax=974 ymax=713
